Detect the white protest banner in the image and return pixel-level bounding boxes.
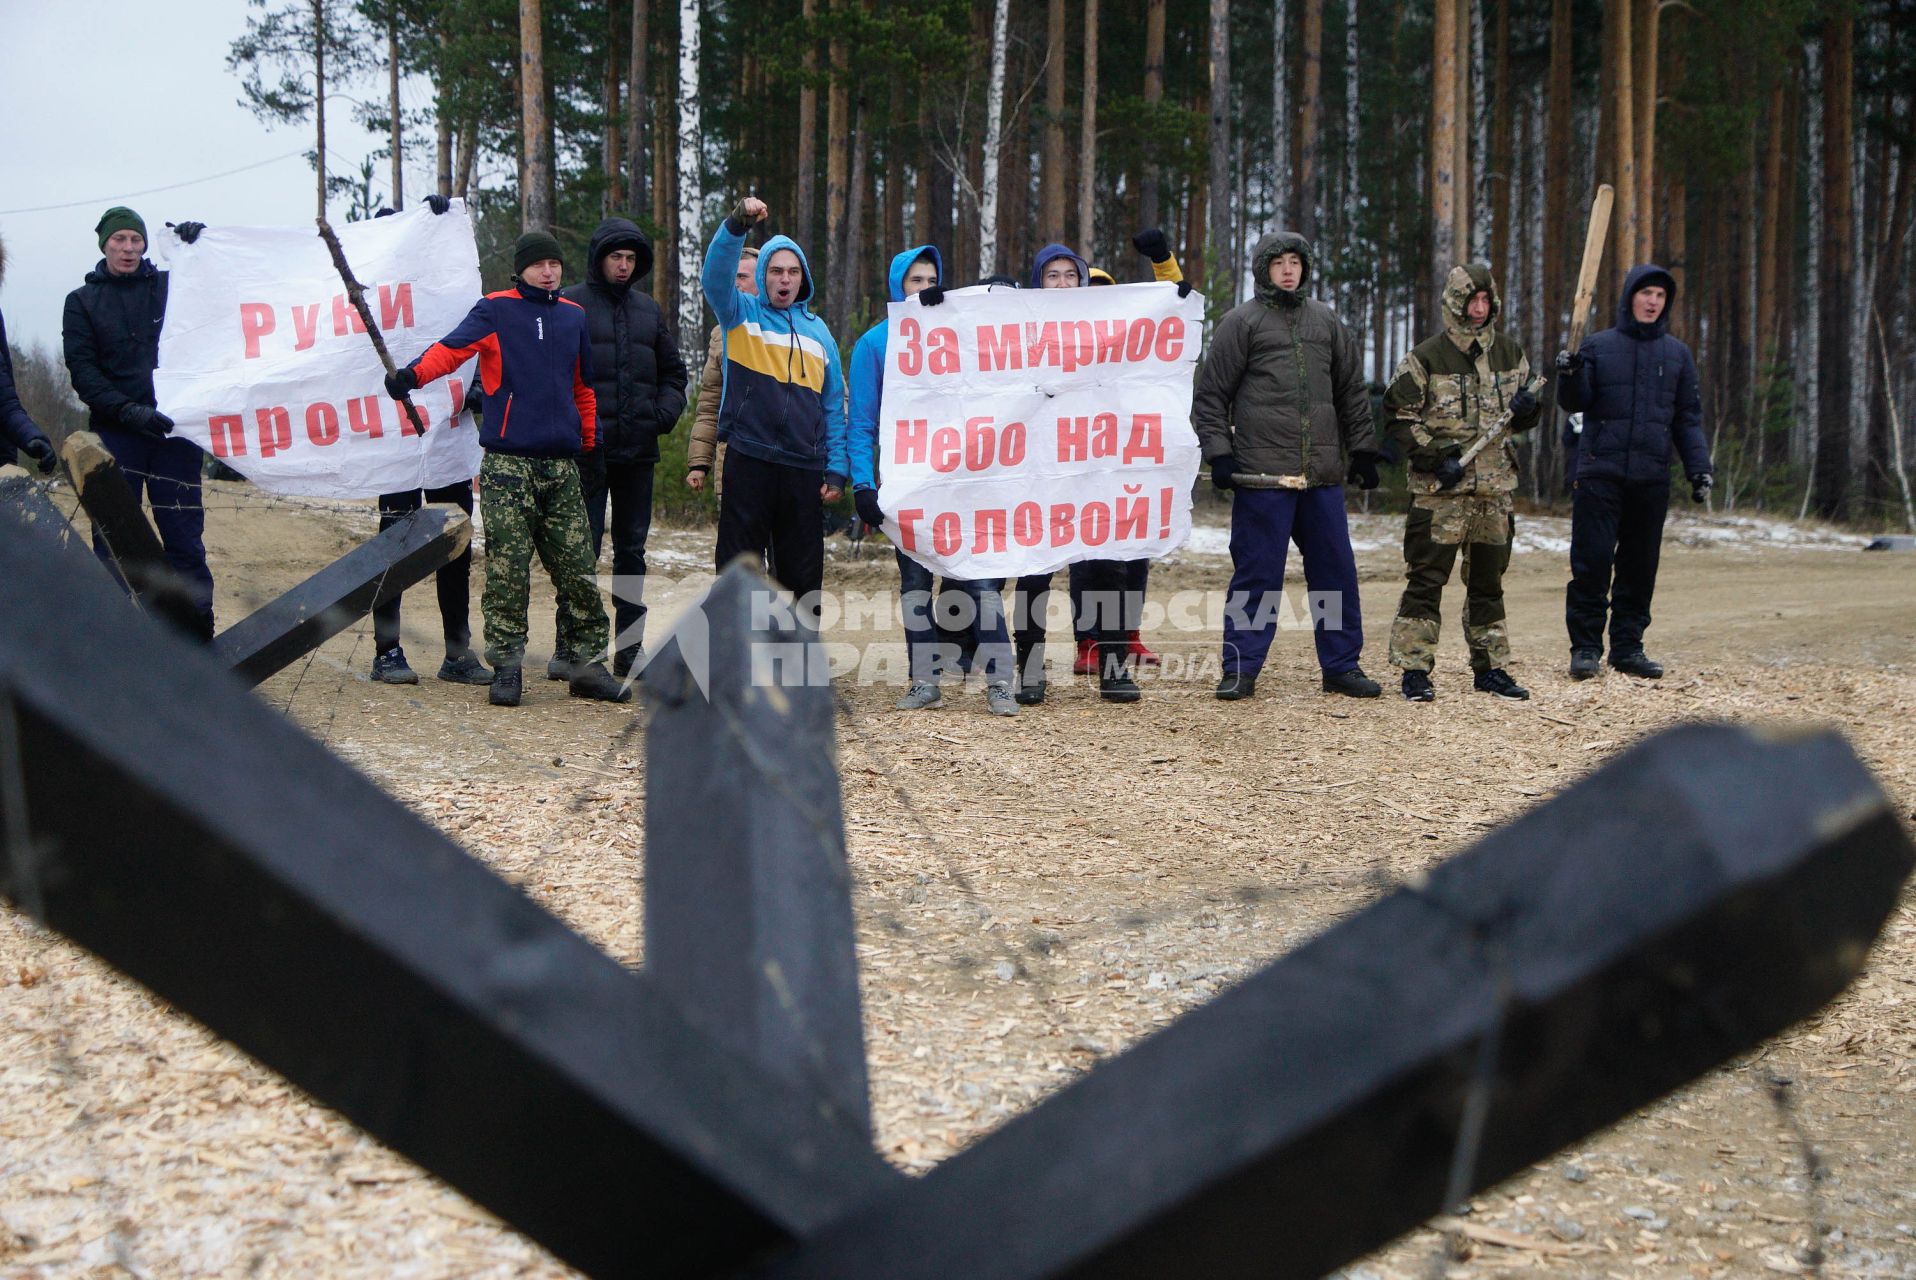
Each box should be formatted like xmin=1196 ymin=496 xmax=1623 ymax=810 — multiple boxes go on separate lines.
xmin=154 ymin=203 xmax=484 ymax=498
xmin=874 ymin=281 xmax=1203 ymax=580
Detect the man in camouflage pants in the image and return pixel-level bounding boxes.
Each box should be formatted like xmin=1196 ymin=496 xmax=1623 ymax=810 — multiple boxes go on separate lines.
xmin=1383 ymin=262 xmax=1541 ymax=702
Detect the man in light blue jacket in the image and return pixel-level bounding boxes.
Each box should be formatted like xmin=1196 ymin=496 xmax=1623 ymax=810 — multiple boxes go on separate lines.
xmin=848 ymin=246 xmax=1017 ymax=717
xmin=701 ymin=196 xmax=848 ymax=620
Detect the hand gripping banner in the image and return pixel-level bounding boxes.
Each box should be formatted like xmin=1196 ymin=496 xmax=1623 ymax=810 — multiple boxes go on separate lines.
xmin=154 ymin=203 xmax=484 ymax=498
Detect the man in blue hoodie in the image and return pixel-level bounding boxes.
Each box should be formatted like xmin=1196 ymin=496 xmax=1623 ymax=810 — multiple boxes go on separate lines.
xmin=701 ymin=197 xmax=848 ymax=624
xmin=1556 ymin=264 xmax=1712 ymax=681
xmin=848 ymin=246 xmax=1018 ymax=717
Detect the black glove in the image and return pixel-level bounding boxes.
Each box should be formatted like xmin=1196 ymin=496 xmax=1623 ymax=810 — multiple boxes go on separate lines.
xmin=172 ymin=221 xmax=206 ymax=244
xmin=24 ymin=437 xmax=57 ymax=474
xmin=1132 ymin=227 xmax=1172 ymax=263
xmin=1346 ymin=450 xmax=1381 ymax=491
xmin=1554 ymin=349 xmax=1583 ymax=378
xmin=1210 ymin=454 xmax=1237 ymax=491
xmin=425 ymin=194 xmax=450 ymax=215
xmin=1509 ymin=388 xmax=1538 ymax=422
xmin=918 ymin=285 xmax=946 ymax=307
xmin=1434 ymin=452 xmax=1466 ymax=490
xmin=122 ymin=404 xmax=174 ymax=437
xmin=1690 ymin=473 xmax=1713 ymax=503
xmin=1176 ymin=279 xmax=1193 ymax=299
xmin=384 ymin=366 xmax=419 ymax=400
xmin=854 ymin=488 xmax=886 ymax=528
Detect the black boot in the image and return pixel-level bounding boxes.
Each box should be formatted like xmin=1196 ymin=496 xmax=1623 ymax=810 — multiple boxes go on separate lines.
xmin=1215 ymin=670 xmax=1257 ymax=701
xmin=1321 ymin=667 xmax=1381 ymax=698
xmin=612 ymin=645 xmax=645 ymax=680
xmin=569 ymin=661 xmax=634 ymax=703
xmin=1098 ymin=641 xmax=1141 ymax=704
xmin=1568 ymin=648 xmax=1602 ymax=680
xmin=1401 ymin=669 xmax=1435 ymax=702
xmin=489 ymin=663 xmax=523 ymax=707
xmin=546 ymin=649 xmax=577 ymax=681
xmin=1609 ymin=649 xmax=1664 ymax=679
xmin=1013 ymin=642 xmax=1047 ymax=705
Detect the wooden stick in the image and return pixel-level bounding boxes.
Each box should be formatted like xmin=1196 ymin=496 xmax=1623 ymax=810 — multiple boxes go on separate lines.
xmin=315 ymin=218 xmax=428 ymax=436
xmin=1566 ymin=183 xmax=1616 ymax=355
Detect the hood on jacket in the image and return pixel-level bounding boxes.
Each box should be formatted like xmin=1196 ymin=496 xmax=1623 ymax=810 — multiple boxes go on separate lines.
xmin=85 ymin=257 xmax=158 ymax=286
xmin=1615 ymin=262 xmax=1677 ymax=338
xmin=1252 ymin=231 xmax=1314 ymax=308
xmin=886 ymin=244 xmax=943 ymax=302
xmin=1030 ymin=242 xmax=1089 ymax=288
xmin=586 ymin=217 xmax=655 ymax=287
xmin=1441 ymin=261 xmax=1501 ymax=348
xmin=755 ymin=234 xmax=816 ymax=311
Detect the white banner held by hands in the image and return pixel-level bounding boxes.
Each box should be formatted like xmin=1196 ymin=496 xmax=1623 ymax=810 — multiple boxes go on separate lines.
xmin=154 ymin=203 xmax=484 ymax=498
xmin=876 ymin=282 xmax=1203 ymax=580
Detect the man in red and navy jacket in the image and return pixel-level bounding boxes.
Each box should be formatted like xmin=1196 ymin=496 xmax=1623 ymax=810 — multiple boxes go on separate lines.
xmin=385 ymin=230 xmax=628 ymax=707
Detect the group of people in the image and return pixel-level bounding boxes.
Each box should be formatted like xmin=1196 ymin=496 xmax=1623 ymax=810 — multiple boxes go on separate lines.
xmin=0 ymin=195 xmax=1713 ymax=714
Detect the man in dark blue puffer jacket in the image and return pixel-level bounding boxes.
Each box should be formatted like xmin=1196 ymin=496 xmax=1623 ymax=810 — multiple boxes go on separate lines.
xmin=1555 ymin=263 xmax=1713 ymax=682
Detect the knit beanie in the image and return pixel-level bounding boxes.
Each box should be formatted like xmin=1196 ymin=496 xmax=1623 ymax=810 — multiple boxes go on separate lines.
xmin=513 ymin=230 xmax=564 ymax=276
xmin=96 ymin=206 xmax=147 ymax=250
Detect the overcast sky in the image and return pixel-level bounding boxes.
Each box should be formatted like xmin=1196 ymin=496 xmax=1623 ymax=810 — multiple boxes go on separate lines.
xmin=1 ymin=0 xmax=453 ymax=353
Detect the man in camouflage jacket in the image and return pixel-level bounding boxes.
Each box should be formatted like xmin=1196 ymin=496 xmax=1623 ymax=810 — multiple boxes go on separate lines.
xmin=1383 ymin=263 xmax=1541 ymax=702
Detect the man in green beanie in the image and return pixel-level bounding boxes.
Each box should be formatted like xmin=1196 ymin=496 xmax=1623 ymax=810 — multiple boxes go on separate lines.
xmin=63 ymin=205 xmax=217 ymax=638
xmin=383 ymin=230 xmax=628 ymax=708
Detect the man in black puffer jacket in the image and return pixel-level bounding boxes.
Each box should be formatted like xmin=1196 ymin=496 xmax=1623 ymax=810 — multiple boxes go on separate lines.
xmin=560 ymin=217 xmax=689 ymax=678
xmin=63 ymin=206 xmax=216 ymax=638
xmin=1556 ymin=263 xmax=1712 ymax=682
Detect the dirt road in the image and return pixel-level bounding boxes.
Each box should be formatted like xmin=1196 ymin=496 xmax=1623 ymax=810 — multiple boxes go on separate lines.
xmin=3 ymin=484 xmax=1912 ymax=1278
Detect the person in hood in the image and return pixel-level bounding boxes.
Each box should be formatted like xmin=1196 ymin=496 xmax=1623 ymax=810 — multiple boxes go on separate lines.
xmin=555 ymin=216 xmax=689 ymax=681
xmin=385 ymin=230 xmax=628 ymax=708
xmin=1383 ymin=263 xmax=1541 ymax=703
xmin=0 ymin=237 xmax=57 ymax=475
xmin=1006 ymin=241 xmax=1144 ymax=705
xmin=62 ymin=205 xmax=216 ymax=637
xmin=701 ymin=195 xmax=849 ymax=623
xmin=1555 ymin=264 xmax=1711 ymax=681
xmin=1192 ymin=231 xmax=1383 ymax=702
xmin=848 ymin=246 xmax=1017 ymax=717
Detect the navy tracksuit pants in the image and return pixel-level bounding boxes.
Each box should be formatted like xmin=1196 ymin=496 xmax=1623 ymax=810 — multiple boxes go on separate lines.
xmin=1221 ymin=485 xmax=1364 ymax=677
xmin=91 ymin=426 xmax=215 ymax=636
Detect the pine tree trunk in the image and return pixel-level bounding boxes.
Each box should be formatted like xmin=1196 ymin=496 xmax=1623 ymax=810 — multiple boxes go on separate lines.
xmin=1813 ymin=10 xmax=1852 ymax=521
xmin=1042 ymin=0 xmax=1067 ymax=237
xmin=654 ymin=17 xmax=676 ymax=323
xmin=796 ymin=0 xmax=818 ymax=248
xmin=843 ymin=98 xmax=868 ymax=328
xmin=1078 ymin=0 xmax=1099 ymax=252
xmin=436 ymin=24 xmax=454 ymax=201
xmin=387 ymin=19 xmax=403 ymax=210
xmin=1542 ymin=0 xmax=1570 ymax=345
xmin=601 ymin=2 xmax=621 ymax=217
xmin=1488 ymin=0 xmax=1511 ymax=289
xmin=1299 ymin=0 xmax=1323 ymax=242
xmin=1207 ymin=0 xmax=1231 ymax=285
xmin=1431 ymin=0 xmax=1458 ymax=275
xmin=627 ymin=0 xmax=648 ymax=217
xmin=1756 ymin=79 xmax=1786 ymax=367
xmin=1345 ymin=0 xmax=1360 ymax=279
xmin=1609 ymin=0 xmax=1636 ymax=298
xmin=1273 ymin=0 xmax=1290 ymax=229
xmin=1468 ymin=0 xmax=1486 ymax=260
xmin=1140 ymin=0 xmax=1165 ymax=231
xmin=979 ymin=0 xmax=1010 ymax=279
xmin=520 ymin=0 xmax=552 ymax=230
xmin=314 ymin=0 xmax=327 ymax=220
xmin=825 ymin=8 xmax=849 ymax=283
xmin=1633 ymin=0 xmax=1658 ymax=262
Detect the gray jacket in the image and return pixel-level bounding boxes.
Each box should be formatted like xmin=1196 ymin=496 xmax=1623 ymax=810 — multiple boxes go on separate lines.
xmin=1192 ymin=232 xmax=1376 ymax=486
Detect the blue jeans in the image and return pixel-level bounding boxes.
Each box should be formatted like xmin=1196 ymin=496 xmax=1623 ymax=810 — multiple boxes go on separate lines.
xmin=896 ymin=550 xmax=1013 ymax=683
xmin=1221 ymin=486 xmax=1364 ymax=676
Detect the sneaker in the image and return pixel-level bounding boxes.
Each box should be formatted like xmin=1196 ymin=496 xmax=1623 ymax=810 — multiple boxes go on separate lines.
xmin=371 ymin=646 xmax=419 ymax=685
xmin=1568 ymin=648 xmax=1602 ymax=680
xmin=1098 ymin=645 xmax=1142 ymax=704
xmin=437 ymin=651 xmax=494 ymax=685
xmin=568 ymin=661 xmax=633 ymax=703
xmin=896 ymin=681 xmax=943 ymax=710
xmin=1473 ymin=667 xmax=1530 ymax=700
xmin=1127 ymin=630 xmax=1162 ymax=666
xmin=983 ymin=681 xmax=1019 ymax=717
xmin=612 ymin=645 xmax=645 ymax=680
xmin=1609 ymin=649 xmax=1664 ymax=679
xmin=1072 ymin=636 xmax=1098 ymax=675
xmin=1215 ymin=671 xmax=1257 ymax=701
xmin=546 ymin=649 xmax=577 ymax=681
xmin=1401 ymin=669 xmax=1435 ymax=702
xmin=489 ymin=664 xmax=523 ymax=706
xmin=1321 ymin=667 xmax=1382 ymax=698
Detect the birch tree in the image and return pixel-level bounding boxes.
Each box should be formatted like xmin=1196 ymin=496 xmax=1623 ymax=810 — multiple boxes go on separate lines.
xmin=677 ymin=0 xmax=704 ymax=360
xmin=978 ymin=0 xmax=1010 ymax=279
